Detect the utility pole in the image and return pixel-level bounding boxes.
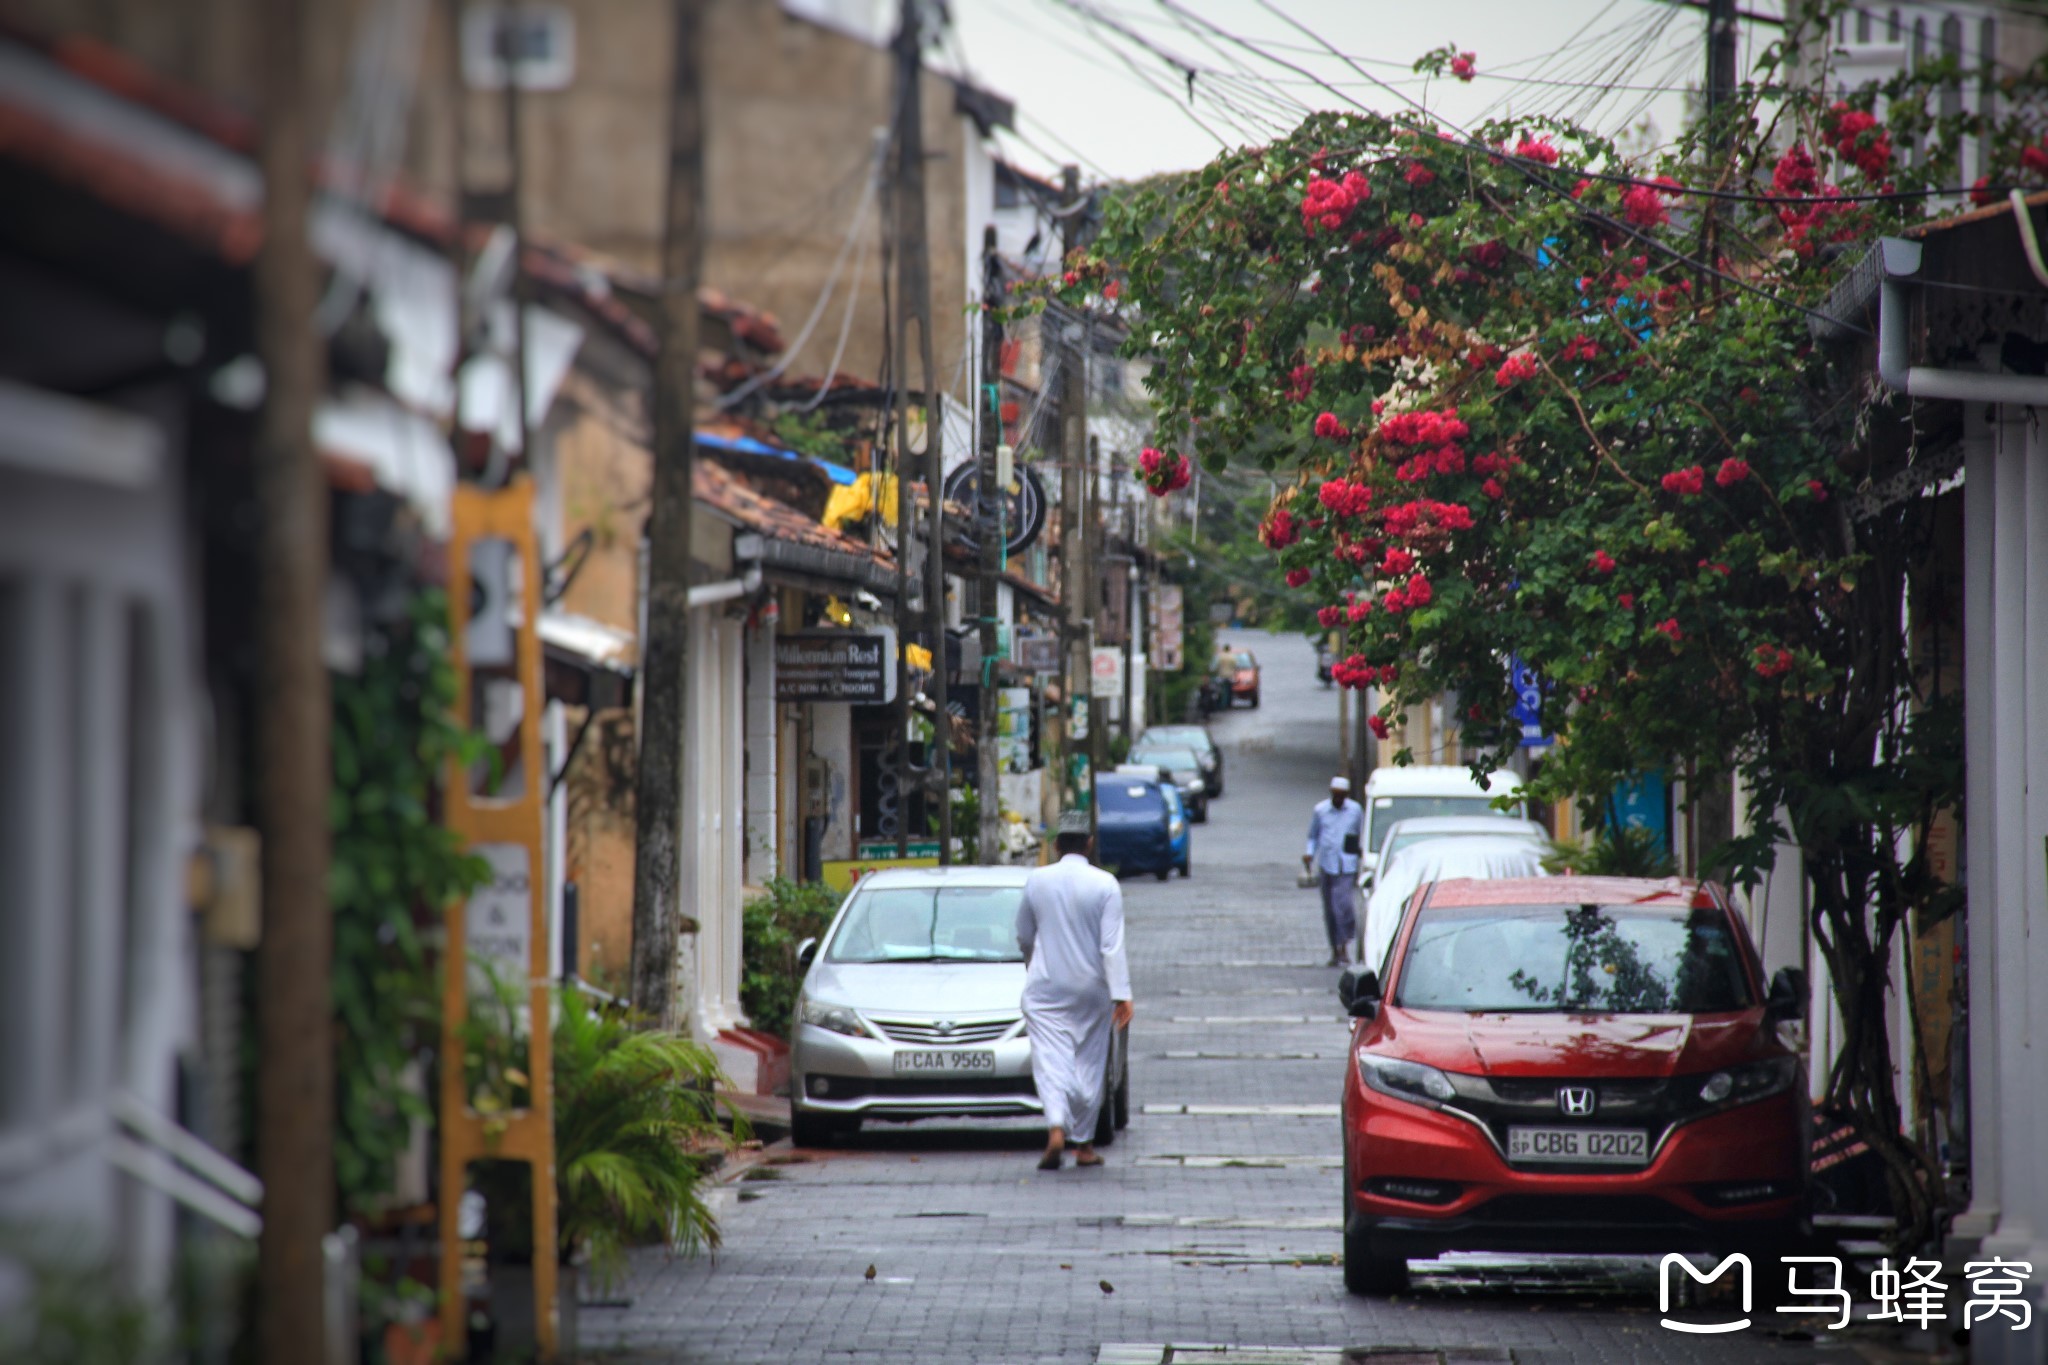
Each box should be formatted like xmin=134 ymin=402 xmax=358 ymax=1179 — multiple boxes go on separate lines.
xmin=1704 ymin=0 xmax=1739 ymax=151
xmin=976 ymin=226 xmax=1004 ymax=865
xmin=252 ymin=0 xmax=333 ymax=1353
xmin=1118 ymin=471 xmax=1135 ymax=745
xmin=630 ymin=0 xmax=704 ymax=1029
xmin=891 ymin=0 xmax=950 ymax=862
xmin=1086 ymin=432 xmax=1106 ymax=822
xmin=1056 ymin=166 xmax=1089 ymax=829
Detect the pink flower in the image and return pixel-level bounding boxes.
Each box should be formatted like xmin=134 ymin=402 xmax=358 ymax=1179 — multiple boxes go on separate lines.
xmin=1621 ymin=176 xmax=1680 ymax=228
xmin=1317 ymin=605 xmax=1345 ymax=628
xmin=1753 ymin=643 xmax=1797 ymax=678
xmin=1482 ymin=477 xmax=1505 ymax=499
xmin=1405 ymin=161 xmax=1437 ymax=187
xmin=2024 ymin=143 xmax=2048 ymax=175
xmin=1590 ymin=549 xmax=1617 ymax=574
xmin=1061 ymin=270 xmax=1078 ymax=287
xmin=1449 ymin=51 xmax=1475 ymax=82
xmin=1103 ymin=279 xmax=1121 ymax=301
xmin=1715 ymin=457 xmax=1751 ymax=487
xmin=1514 ymin=136 xmax=1559 ymax=167
xmin=1346 ymin=599 xmax=1374 ymax=623
xmin=1654 ymin=617 xmax=1683 ymax=642
xmin=1285 ymin=567 xmax=1312 ymax=589
xmin=1807 ymin=479 xmax=1828 ymax=501
xmin=1405 ymin=574 xmax=1433 ymax=606
xmin=1660 ymin=465 xmax=1706 ymax=496
xmin=1284 ymin=362 xmax=1315 ymax=403
xmin=1495 ymin=353 xmax=1539 ymax=387
xmin=1559 ymin=334 xmax=1599 ymax=363
xmin=1771 ymin=144 xmax=1818 ymax=197
xmin=1408 ymin=212 xmax=1427 ymax=228
xmin=1314 ymin=411 xmax=1351 ymax=440
xmin=1300 ymin=169 xmax=1373 ymax=236
xmin=1261 ymin=508 xmax=1299 ymax=549
xmin=1618 ymin=593 xmax=1635 ymax=609
xmin=1368 ymin=714 xmax=1391 ymax=739
xmin=1380 ymin=547 xmax=1415 ymax=576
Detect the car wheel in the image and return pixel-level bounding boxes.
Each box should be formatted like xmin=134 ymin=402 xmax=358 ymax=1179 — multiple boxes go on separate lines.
xmin=790 ymin=1101 xmax=853 ymax=1149
xmin=1177 ymin=854 xmax=1190 ymax=878
xmin=1249 ymin=690 xmax=1260 ymax=708
xmin=1192 ymin=802 xmax=1208 ymax=824
xmin=1154 ymin=865 xmax=1171 ymax=882
xmin=1342 ymin=1222 xmax=1409 ymax=1296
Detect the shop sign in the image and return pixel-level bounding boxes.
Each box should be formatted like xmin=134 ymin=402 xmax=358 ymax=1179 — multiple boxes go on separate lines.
xmin=776 ymin=628 xmax=897 ymax=704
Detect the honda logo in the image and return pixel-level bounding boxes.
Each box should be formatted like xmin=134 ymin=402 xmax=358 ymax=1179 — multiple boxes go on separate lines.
xmin=1558 ymin=1085 xmax=1596 ymax=1117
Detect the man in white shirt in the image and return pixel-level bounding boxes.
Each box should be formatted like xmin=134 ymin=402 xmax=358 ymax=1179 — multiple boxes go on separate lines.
xmin=1016 ymin=811 xmax=1135 ymax=1170
xmin=1303 ymin=775 xmax=1366 ymax=966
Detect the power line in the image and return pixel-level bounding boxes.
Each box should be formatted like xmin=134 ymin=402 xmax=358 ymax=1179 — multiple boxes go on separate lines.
xmin=1156 ymin=0 xmax=1872 ymax=339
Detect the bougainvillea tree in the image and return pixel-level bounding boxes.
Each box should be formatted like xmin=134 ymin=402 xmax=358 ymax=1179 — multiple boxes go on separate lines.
xmin=1062 ymin=23 xmax=2048 ymax=1246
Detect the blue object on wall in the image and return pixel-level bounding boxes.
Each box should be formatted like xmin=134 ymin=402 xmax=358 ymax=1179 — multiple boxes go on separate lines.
xmin=1509 ymin=655 xmax=1553 ymax=749
xmin=1606 ymin=770 xmax=1670 ymax=849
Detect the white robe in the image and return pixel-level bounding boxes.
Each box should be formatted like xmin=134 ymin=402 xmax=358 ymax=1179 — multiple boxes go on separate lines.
xmin=1015 ymin=853 xmax=1132 ymax=1137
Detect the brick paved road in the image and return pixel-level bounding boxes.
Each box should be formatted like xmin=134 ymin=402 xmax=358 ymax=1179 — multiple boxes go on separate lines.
xmin=587 ymin=631 xmax=1860 ymax=1365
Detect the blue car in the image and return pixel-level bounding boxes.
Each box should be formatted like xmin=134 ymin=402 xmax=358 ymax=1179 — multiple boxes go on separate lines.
xmin=1093 ymin=774 xmax=1191 ymax=881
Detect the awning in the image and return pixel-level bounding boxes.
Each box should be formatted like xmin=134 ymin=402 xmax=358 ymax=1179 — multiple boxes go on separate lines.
xmin=697 ymin=429 xmax=858 ymax=485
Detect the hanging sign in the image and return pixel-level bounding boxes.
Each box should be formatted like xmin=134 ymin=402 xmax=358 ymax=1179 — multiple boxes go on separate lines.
xmin=775 ymin=628 xmax=898 ymax=704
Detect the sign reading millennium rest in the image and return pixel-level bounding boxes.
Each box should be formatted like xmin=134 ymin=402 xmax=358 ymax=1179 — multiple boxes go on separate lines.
xmin=775 ymin=628 xmax=898 ymax=704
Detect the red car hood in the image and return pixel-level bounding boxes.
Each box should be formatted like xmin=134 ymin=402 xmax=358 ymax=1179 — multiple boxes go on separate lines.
xmin=1375 ymin=1007 xmax=1764 ymax=1078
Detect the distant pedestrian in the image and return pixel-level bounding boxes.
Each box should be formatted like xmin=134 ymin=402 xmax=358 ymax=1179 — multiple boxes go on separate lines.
xmin=1303 ymin=776 xmax=1365 ymax=966
xmin=1016 ymin=811 xmax=1135 ymax=1170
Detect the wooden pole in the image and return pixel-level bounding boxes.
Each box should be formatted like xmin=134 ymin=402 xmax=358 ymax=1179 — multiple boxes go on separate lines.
xmin=630 ymin=0 xmax=705 ymax=1029
xmin=252 ymin=0 xmax=334 ymax=1352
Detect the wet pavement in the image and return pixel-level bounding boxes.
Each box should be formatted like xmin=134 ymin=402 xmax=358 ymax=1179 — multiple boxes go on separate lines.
xmin=586 ymin=630 xmax=1865 ymax=1364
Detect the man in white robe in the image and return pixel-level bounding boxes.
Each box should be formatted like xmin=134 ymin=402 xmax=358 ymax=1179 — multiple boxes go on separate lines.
xmin=1015 ymin=812 xmax=1134 ymax=1170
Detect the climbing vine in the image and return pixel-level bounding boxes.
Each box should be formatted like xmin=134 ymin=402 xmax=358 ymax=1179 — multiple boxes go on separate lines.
xmin=330 ymin=589 xmax=490 ymax=1215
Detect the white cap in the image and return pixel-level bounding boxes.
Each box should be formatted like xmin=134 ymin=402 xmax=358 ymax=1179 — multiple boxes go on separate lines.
xmin=1330 ymin=776 xmax=1351 ymax=791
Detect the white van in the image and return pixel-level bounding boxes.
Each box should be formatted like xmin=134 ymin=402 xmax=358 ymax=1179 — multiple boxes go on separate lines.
xmin=1356 ymin=765 xmax=1526 ymax=885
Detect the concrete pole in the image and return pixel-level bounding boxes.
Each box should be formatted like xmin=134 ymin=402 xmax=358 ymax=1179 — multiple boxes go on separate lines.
xmin=976 ymin=227 xmax=1004 ymax=864
xmin=629 ymin=0 xmax=704 ymax=1030
xmin=251 ymin=0 xmax=334 ymax=1350
xmin=1057 ymin=166 xmax=1087 ymax=822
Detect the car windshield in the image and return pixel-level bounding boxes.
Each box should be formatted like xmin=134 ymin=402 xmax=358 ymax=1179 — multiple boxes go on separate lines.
xmin=1147 ymin=727 xmax=1213 ymax=754
xmin=1097 ymin=782 xmax=1165 ymax=818
xmin=1367 ymin=795 xmax=1507 ymax=845
xmin=1233 ymin=653 xmax=1256 ymax=668
xmin=826 ymin=885 xmax=1026 ymax=963
xmin=1131 ymin=748 xmax=1199 ymax=774
xmin=1394 ymin=902 xmax=1753 ymax=1013
xmin=1385 ymin=826 xmax=1525 ymax=858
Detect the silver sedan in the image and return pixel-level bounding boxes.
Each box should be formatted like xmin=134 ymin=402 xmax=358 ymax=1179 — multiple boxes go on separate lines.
xmin=787 ymin=866 xmax=1130 ymax=1148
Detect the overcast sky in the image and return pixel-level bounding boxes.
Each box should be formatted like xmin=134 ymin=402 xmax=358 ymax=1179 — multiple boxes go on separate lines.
xmin=939 ymin=0 xmax=1790 ymax=184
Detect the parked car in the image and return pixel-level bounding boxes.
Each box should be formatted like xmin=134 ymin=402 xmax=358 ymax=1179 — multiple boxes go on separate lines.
xmin=789 ymin=866 xmax=1131 ymax=1148
xmin=1360 ymin=835 xmax=1548 ymax=973
xmin=1125 ymin=746 xmax=1209 ymax=822
xmin=1357 ymin=765 xmax=1527 ymax=885
xmin=1362 ymin=815 xmax=1547 ymax=890
xmin=1140 ymin=723 xmax=1223 ymax=796
xmin=1336 ymin=875 xmax=1809 ymax=1296
xmin=1094 ymin=772 xmax=1190 ymax=880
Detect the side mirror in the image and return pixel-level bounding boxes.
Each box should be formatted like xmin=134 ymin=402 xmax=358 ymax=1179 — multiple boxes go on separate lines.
xmin=796 ymin=937 xmax=819 ymax=971
xmin=1765 ymin=966 xmax=1807 ymax=1023
xmin=1339 ymin=968 xmax=1381 ymax=1018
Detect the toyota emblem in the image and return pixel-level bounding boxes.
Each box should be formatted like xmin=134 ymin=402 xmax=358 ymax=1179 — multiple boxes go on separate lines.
xmin=1557 ymin=1085 xmax=1596 ymax=1117
xmin=935 ymin=1020 xmax=956 ymax=1036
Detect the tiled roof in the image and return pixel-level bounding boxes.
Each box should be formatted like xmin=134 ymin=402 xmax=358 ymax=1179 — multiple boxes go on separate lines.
xmin=694 ymin=457 xmax=892 ymax=566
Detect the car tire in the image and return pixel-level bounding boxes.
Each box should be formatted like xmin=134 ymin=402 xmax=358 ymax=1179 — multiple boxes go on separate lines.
xmin=1192 ymin=802 xmax=1208 ymax=824
xmin=1177 ymin=854 xmax=1190 ymax=878
xmin=790 ymin=1102 xmax=853 ymax=1149
xmin=1154 ymin=866 xmax=1171 ymax=882
xmin=1248 ymin=690 xmax=1260 ymax=708
xmin=1342 ymin=1222 xmax=1409 ymax=1296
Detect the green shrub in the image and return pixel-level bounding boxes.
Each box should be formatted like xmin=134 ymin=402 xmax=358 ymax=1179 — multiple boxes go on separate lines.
xmin=740 ymin=877 xmax=843 ymax=1039
xmin=1542 ymin=825 xmax=1679 ymax=879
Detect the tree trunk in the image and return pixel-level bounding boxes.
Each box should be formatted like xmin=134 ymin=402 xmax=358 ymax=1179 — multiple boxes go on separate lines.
xmin=253 ymin=0 xmax=335 ymax=1350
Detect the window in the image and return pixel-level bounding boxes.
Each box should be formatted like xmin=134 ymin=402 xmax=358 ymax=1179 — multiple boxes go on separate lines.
xmin=461 ymin=4 xmax=576 ymax=91
xmin=826 ymin=886 xmax=1026 ymax=962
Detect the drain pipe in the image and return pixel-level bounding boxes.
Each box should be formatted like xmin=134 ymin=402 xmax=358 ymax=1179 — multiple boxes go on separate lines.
xmin=1876 ymin=235 xmax=2048 ymax=405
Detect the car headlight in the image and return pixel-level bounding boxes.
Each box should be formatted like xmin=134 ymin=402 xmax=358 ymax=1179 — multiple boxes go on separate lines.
xmin=1357 ymin=1049 xmax=1458 ymax=1106
xmin=1188 ymin=778 xmax=1205 ymax=795
xmin=1697 ymin=1056 xmax=1799 ymax=1108
xmin=800 ymin=999 xmax=870 ymax=1038
xmin=1169 ymin=818 xmax=1184 ymax=837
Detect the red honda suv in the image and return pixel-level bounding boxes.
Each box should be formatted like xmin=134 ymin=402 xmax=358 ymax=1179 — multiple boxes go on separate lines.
xmin=1337 ymin=875 xmax=1809 ymax=1295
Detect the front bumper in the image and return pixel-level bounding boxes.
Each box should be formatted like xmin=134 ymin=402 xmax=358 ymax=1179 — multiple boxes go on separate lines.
xmin=790 ymin=1021 xmax=1039 ymax=1122
xmin=1344 ymin=1084 xmax=1807 ymax=1258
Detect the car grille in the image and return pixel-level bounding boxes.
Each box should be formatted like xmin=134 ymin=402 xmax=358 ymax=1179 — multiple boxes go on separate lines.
xmin=1442 ymin=1073 xmax=1716 ymax=1168
xmin=867 ymin=1016 xmax=1018 ymax=1046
